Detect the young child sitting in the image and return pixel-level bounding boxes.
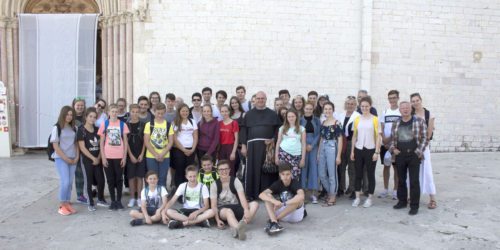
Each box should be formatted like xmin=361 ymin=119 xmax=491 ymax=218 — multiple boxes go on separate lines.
xmin=129 ymin=171 xmax=168 ymax=226
xmin=163 ymin=165 xmax=215 ymax=229
xmin=197 ymin=155 xmax=219 ymax=188
xmin=259 ymin=163 xmax=306 ymax=235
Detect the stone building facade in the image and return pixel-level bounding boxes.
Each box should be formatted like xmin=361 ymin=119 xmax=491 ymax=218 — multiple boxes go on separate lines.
xmin=0 ymin=0 xmax=499 ymax=152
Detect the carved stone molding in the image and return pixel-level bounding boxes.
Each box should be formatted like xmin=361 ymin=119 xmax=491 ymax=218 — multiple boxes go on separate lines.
xmin=24 ymin=0 xmax=99 ymax=14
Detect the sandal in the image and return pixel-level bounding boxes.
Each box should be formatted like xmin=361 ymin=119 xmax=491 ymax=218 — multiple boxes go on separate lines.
xmin=322 ymin=198 xmax=336 ymax=207
xmin=428 ymin=200 xmax=437 ymax=209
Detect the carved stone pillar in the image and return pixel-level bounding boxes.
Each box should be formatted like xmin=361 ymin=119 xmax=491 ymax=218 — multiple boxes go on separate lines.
xmin=100 ymin=19 xmax=108 ymax=102
xmin=119 ymin=15 xmax=126 ymax=100
xmin=125 ymin=13 xmax=133 ymax=104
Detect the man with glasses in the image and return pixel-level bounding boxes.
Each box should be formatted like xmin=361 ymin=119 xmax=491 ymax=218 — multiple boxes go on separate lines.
xmin=378 ymin=90 xmax=402 ymax=200
xmin=240 ymin=91 xmax=281 ymax=201
xmin=189 ymin=92 xmax=203 ymax=124
xmin=211 ymin=160 xmax=259 ymax=240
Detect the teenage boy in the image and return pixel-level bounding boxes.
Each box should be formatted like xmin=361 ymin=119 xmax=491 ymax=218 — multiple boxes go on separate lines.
xmin=215 ymin=90 xmax=227 ymax=121
xmin=197 ymin=155 xmax=219 ymax=188
xmin=164 ymin=93 xmax=177 ymax=123
xmin=137 ymin=96 xmax=154 ymax=123
xmin=378 ymin=90 xmax=401 ymax=200
xmin=259 ymin=163 xmax=306 ymax=235
xmin=236 ymin=85 xmax=252 ymax=112
xmin=164 ymin=165 xmax=215 ymax=229
xmin=189 ymin=92 xmax=203 ymax=124
xmin=278 ymin=89 xmax=291 ymax=108
xmin=202 ymin=87 xmax=221 ymax=119
xmin=126 ymin=104 xmax=146 ymax=207
xmin=307 ymin=91 xmax=318 ymax=108
xmin=144 ymin=103 xmax=174 ymax=188
xmin=211 ymin=160 xmax=259 ymax=240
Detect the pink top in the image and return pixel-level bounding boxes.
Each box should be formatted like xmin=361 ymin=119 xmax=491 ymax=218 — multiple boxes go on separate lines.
xmin=98 ymin=119 xmax=130 ymax=159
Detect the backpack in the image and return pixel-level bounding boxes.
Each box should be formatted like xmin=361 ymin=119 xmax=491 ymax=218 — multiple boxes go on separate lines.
xmin=198 ymin=170 xmax=219 ymax=187
xmin=424 ymin=109 xmax=433 ymax=141
xmin=215 ymin=177 xmax=241 ymax=205
xmin=126 ymin=121 xmax=145 ymax=145
xmin=47 ymin=124 xmax=76 ymax=161
xmin=180 ymin=183 xmax=204 ymax=208
xmin=104 ymin=119 xmax=125 ymax=137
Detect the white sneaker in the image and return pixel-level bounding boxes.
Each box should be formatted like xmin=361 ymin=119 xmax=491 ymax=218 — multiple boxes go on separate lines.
xmin=311 ymin=195 xmax=318 ymax=204
xmin=352 ymin=198 xmax=361 ymax=207
xmin=136 ymin=199 xmax=142 ymax=208
xmin=363 ymin=198 xmax=373 ymax=208
xmin=392 ymin=190 xmax=398 ymax=200
xmin=377 ymin=190 xmax=388 ymax=199
xmin=128 ymin=199 xmax=136 ymax=208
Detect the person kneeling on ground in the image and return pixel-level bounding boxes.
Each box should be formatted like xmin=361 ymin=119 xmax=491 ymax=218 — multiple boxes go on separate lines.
xmin=129 ymin=171 xmax=168 ymax=226
xmin=211 ymin=160 xmax=259 ymax=240
xmin=259 ymin=163 xmax=306 ymax=235
xmin=163 ymin=165 xmax=214 ymax=229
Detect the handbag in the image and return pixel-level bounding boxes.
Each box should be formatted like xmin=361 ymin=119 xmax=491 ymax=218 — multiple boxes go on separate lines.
xmin=262 ymin=141 xmax=279 ymax=174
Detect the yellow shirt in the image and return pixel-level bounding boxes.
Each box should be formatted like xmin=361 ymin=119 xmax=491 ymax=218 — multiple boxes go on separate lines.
xmin=144 ymin=120 xmax=174 ymax=158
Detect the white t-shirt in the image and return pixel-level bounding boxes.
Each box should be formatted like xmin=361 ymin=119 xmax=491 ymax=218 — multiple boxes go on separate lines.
xmin=355 ymin=117 xmax=380 ymax=150
xmin=140 ymin=186 xmax=168 ymax=208
xmin=173 ymin=119 xmax=198 ymax=148
xmin=380 ymin=108 xmax=401 ymax=137
xmin=175 ymin=182 xmax=210 ymax=209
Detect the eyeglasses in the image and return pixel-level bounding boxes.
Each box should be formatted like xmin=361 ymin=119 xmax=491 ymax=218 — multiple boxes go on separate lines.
xmin=218 ymin=168 xmax=230 ymax=172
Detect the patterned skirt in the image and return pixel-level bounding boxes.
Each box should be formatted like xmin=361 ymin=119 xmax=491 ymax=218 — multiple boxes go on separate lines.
xmin=278 ymin=147 xmax=302 ymax=179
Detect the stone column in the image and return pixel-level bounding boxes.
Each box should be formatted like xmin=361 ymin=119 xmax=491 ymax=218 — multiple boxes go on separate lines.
xmin=125 ymin=13 xmax=133 ymax=104
xmin=107 ymin=19 xmax=114 ymax=103
xmin=112 ymin=17 xmax=120 ymax=103
xmin=119 ymin=15 xmax=126 ymax=100
xmin=100 ymin=19 xmax=108 ymax=102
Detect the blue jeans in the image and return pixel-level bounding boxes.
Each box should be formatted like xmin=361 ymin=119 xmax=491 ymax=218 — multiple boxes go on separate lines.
xmin=318 ymin=139 xmax=338 ymax=195
xmin=55 ymin=158 xmax=77 ymax=202
xmin=301 ymin=133 xmax=319 ymax=191
xmin=146 ymin=158 xmax=170 ymax=187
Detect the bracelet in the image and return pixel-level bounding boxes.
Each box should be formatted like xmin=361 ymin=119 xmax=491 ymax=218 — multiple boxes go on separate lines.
xmin=374 ymin=152 xmax=380 ymax=154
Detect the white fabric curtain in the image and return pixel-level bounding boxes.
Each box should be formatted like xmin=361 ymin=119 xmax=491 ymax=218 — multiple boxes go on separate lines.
xmin=19 ymin=14 xmax=98 ymax=147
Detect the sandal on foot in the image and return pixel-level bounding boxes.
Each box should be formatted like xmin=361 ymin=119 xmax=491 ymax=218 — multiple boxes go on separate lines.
xmin=428 ymin=200 xmax=437 ymax=209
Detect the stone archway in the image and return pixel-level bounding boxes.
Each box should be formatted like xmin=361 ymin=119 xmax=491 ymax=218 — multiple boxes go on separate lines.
xmin=24 ymin=0 xmax=99 ymax=14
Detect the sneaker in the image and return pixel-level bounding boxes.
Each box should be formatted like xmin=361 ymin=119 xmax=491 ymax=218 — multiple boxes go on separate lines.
xmin=231 ymin=227 xmax=238 ymax=238
xmin=352 ymin=198 xmax=361 ymax=207
xmin=310 ymin=195 xmax=318 ymax=204
xmin=108 ymin=201 xmax=116 ymax=211
xmin=130 ymin=219 xmax=144 ymax=226
xmin=136 ymin=200 xmax=143 ymax=208
xmin=128 ymin=199 xmax=136 ymax=208
xmin=88 ymin=205 xmax=96 ymax=212
xmin=168 ymin=220 xmax=184 ymax=229
xmin=58 ymin=206 xmax=71 ymax=216
xmin=115 ymin=201 xmax=124 ymax=210
xmin=393 ymin=203 xmax=407 ymax=209
xmin=97 ymin=199 xmax=109 ymax=207
xmin=264 ymin=219 xmax=272 ymax=234
xmin=377 ymin=190 xmax=388 ymax=199
xmin=76 ymin=195 xmax=88 ymax=204
xmin=197 ymin=220 xmax=210 ymax=228
xmin=303 ymin=209 xmax=308 ymax=219
xmin=409 ymin=208 xmax=418 ymax=215
xmin=237 ymin=220 xmax=247 ymax=240
xmin=349 ymin=192 xmax=356 ymax=200
xmin=268 ymin=222 xmax=284 ymax=235
xmin=392 ymin=190 xmax=398 ymax=200
xmin=64 ymin=203 xmax=77 ymax=214
xmin=363 ymin=198 xmax=373 ymax=208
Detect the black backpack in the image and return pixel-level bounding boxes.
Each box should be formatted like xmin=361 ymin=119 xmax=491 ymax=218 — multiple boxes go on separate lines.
xmin=215 ymin=177 xmax=241 ymax=205
xmin=47 ymin=124 xmax=76 ymax=161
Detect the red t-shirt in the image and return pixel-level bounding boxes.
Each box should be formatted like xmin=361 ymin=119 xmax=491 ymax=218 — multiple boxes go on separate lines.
xmin=219 ymin=120 xmax=239 ymax=145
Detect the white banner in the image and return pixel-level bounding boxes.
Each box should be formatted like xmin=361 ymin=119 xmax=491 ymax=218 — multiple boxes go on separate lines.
xmin=19 ymin=14 xmax=98 ymax=147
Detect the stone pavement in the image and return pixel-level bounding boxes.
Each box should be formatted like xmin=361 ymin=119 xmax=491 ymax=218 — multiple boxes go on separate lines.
xmin=0 ymin=152 xmax=499 ymax=250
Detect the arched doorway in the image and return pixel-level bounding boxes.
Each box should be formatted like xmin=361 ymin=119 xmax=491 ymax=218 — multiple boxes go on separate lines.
xmin=23 ymin=0 xmax=102 ymax=100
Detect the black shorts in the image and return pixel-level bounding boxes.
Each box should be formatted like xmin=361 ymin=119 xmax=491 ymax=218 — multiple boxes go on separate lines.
xmin=380 ymin=145 xmax=389 ymax=166
xmin=127 ymin=160 xmax=146 ymax=179
xmin=218 ymin=204 xmax=244 ymax=221
xmin=137 ymin=207 xmax=158 ymax=216
xmin=178 ymin=208 xmax=198 ymax=216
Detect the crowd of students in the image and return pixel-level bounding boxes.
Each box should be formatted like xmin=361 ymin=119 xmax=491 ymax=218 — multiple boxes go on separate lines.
xmin=48 ymin=86 xmax=437 ymax=239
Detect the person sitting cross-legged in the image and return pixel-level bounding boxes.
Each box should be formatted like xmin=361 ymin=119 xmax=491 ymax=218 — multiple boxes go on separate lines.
xmin=211 ymin=160 xmax=259 ymax=240
xmin=259 ymin=163 xmax=306 ymax=235
xmin=163 ymin=165 xmax=215 ymax=229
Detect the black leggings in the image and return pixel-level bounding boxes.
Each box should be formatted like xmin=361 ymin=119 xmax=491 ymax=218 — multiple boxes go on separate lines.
xmin=171 ymin=147 xmax=195 ymax=187
xmin=104 ymin=159 xmax=124 ymax=202
xmin=82 ymin=158 xmax=105 ymax=206
xmin=354 ymin=148 xmax=377 ymax=194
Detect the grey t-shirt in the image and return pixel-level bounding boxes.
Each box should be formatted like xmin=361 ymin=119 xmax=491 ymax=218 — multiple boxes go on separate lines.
xmin=164 ymin=110 xmax=177 ymax=123
xmin=50 ymin=125 xmax=77 ymax=159
xmin=210 ymin=178 xmax=244 ymax=206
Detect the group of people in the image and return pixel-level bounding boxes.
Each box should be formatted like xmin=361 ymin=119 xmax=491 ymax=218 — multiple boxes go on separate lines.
xmin=49 ymin=85 xmax=437 ymax=239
